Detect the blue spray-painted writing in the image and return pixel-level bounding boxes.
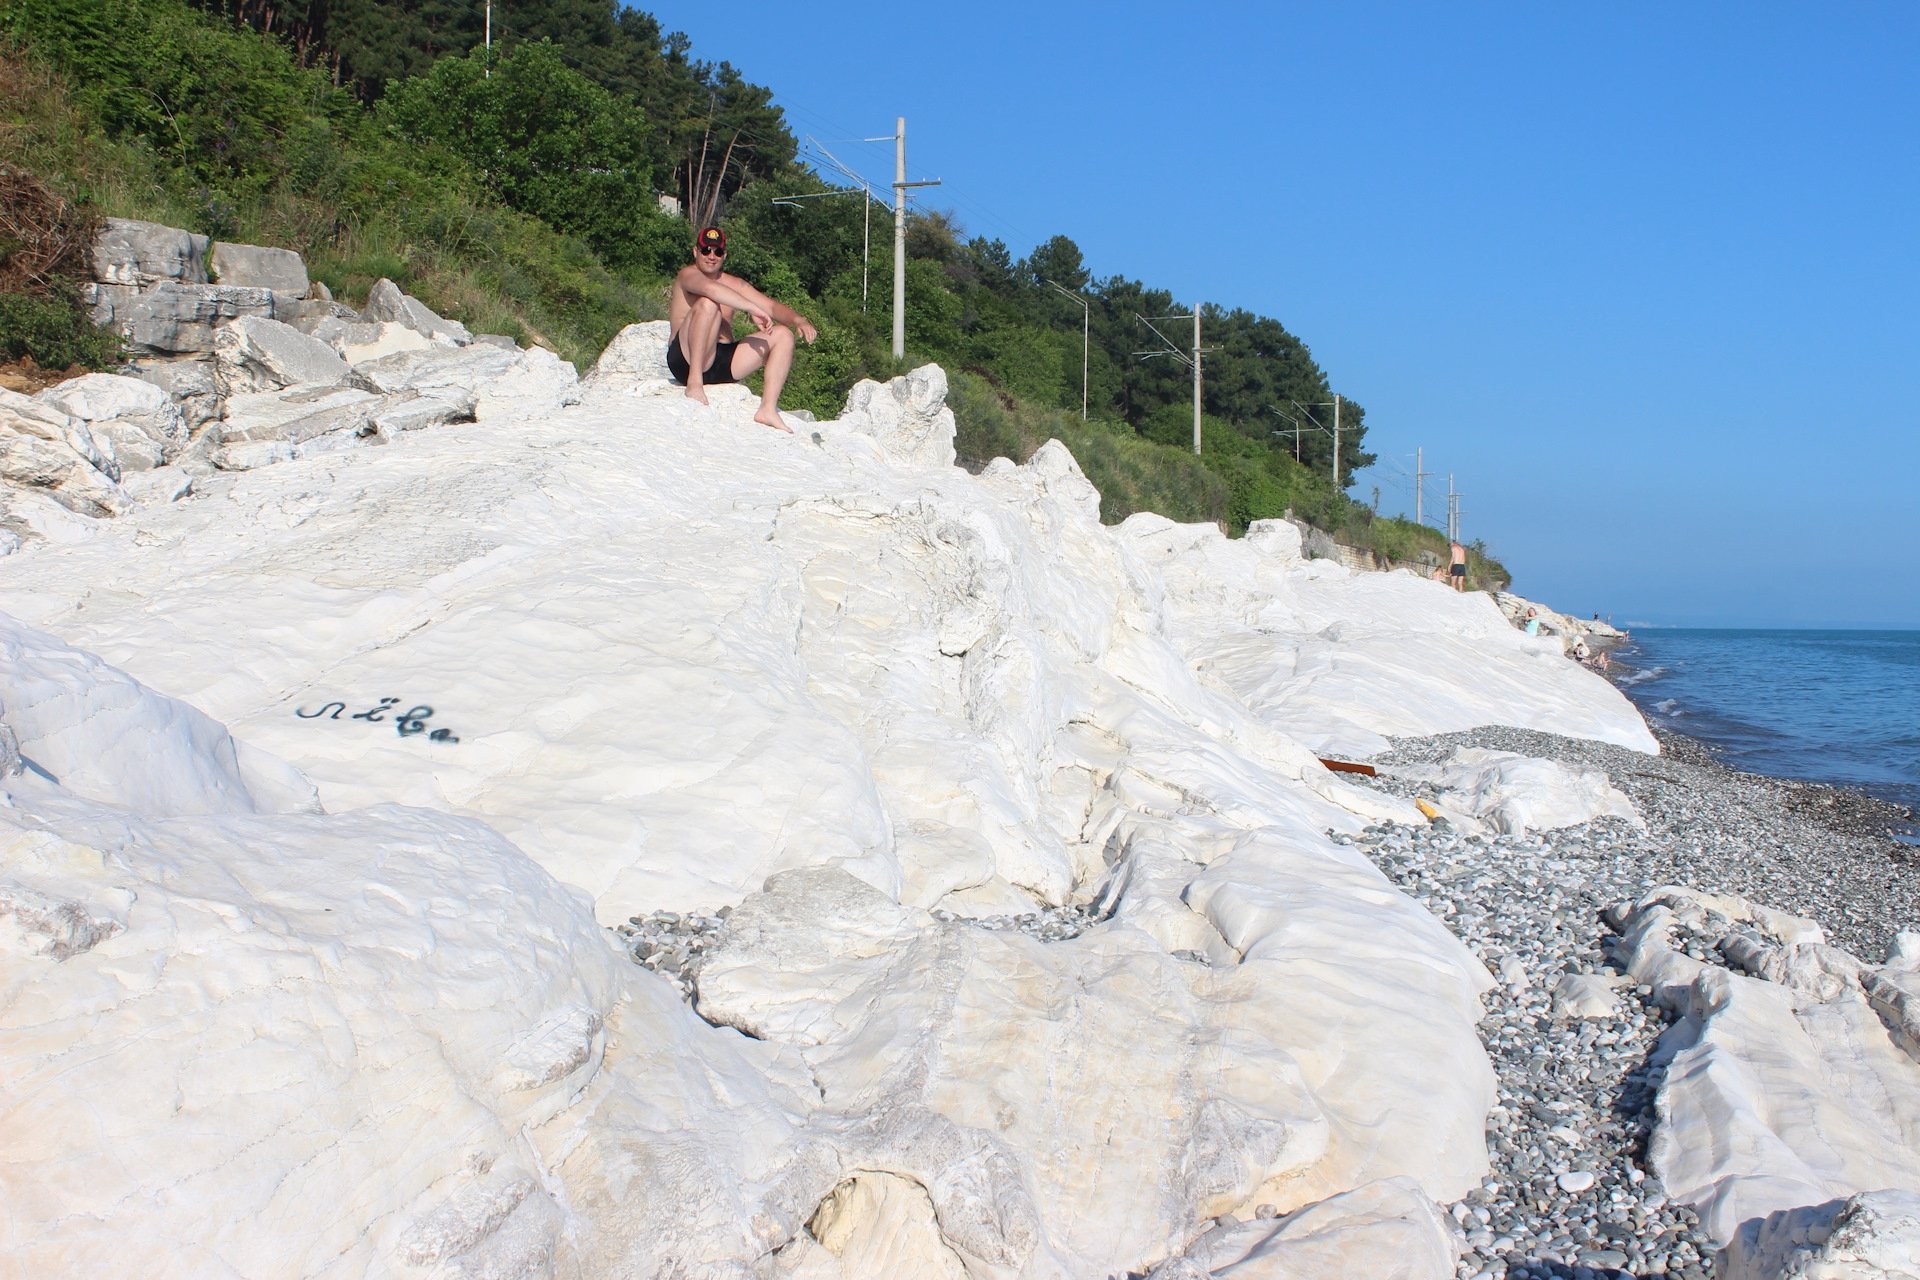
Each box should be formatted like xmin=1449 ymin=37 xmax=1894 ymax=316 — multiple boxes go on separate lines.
xmin=294 ymin=697 xmax=459 ymax=743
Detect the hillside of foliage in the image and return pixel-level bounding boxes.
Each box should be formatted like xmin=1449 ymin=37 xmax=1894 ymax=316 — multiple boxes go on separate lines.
xmin=0 ymin=0 xmax=1507 ymax=584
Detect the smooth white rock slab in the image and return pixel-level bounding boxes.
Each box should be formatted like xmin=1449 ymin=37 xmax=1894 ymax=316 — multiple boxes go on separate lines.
xmin=1144 ymin=1178 xmax=1460 ymax=1279
xmin=1616 ymin=887 xmax=1920 ymax=1246
xmin=0 ymin=632 xmax=839 ymax=1277
xmin=1383 ymin=745 xmax=1642 ymax=834
xmin=1117 ymin=512 xmax=1655 ymax=760
xmin=1719 ymin=1190 xmax=1920 ymax=1280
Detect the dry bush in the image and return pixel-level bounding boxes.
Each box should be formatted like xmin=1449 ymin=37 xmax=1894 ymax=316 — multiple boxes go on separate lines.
xmin=0 ymin=163 xmax=98 ymax=297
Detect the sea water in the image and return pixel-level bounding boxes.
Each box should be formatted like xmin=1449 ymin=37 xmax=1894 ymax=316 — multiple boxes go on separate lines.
xmin=1615 ymin=628 xmax=1920 ymax=824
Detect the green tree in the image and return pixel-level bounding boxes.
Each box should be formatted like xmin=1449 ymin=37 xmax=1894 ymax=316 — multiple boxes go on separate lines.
xmin=1023 ymin=233 xmax=1088 ymax=292
xmin=379 ymin=41 xmax=662 ymax=264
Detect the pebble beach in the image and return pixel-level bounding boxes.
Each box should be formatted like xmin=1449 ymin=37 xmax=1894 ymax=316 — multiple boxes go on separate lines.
xmin=1350 ymin=723 xmax=1919 ymax=1279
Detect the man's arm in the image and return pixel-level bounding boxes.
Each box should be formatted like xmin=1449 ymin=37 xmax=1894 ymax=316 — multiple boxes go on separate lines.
xmin=720 ymin=274 xmax=817 ymax=344
xmin=676 ymin=266 xmax=772 ymax=330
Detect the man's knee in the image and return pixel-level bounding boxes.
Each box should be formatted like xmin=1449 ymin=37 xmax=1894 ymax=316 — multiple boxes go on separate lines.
xmin=771 ymin=325 xmax=795 ymax=350
xmin=686 ymin=296 xmax=721 ymax=323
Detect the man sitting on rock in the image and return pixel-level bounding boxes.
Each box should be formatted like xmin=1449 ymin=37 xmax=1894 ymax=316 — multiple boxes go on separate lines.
xmin=667 ymin=226 xmax=817 ymax=433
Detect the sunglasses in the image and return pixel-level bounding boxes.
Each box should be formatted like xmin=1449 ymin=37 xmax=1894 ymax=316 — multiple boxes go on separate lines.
xmin=697 ymin=245 xmax=725 ymax=257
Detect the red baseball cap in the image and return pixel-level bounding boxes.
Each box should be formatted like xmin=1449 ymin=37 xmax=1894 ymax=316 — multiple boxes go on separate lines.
xmin=695 ymin=226 xmax=726 ymax=254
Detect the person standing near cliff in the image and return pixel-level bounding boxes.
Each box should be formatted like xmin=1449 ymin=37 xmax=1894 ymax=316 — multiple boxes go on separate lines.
xmin=1449 ymin=541 xmax=1468 ymax=591
xmin=668 ymin=226 xmax=817 ymax=433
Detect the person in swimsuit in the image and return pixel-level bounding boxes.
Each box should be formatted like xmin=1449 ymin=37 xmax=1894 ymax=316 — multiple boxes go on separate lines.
xmin=667 ymin=226 xmax=818 ymax=433
xmin=1448 ymin=541 xmax=1468 ymax=591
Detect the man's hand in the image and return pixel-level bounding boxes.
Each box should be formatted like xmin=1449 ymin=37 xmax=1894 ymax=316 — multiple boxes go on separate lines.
xmin=749 ymin=308 xmax=774 ymax=334
xmin=796 ymin=317 xmax=818 ymax=344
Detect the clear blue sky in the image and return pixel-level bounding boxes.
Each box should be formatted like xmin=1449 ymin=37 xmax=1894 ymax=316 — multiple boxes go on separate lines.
xmin=656 ymin=2 xmax=1920 ymax=628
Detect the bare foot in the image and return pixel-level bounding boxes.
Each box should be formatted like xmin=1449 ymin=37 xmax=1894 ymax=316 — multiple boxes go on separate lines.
xmin=753 ymin=407 xmax=793 ymax=433
xmin=684 ymin=385 xmax=710 ymax=406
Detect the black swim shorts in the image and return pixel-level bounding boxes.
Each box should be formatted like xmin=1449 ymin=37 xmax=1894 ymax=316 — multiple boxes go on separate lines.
xmin=1450 ymin=563 xmax=1466 ymax=577
xmin=666 ymin=333 xmax=739 ymax=386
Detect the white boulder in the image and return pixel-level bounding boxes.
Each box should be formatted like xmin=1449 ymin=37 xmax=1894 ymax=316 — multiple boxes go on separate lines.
xmin=582 ymin=319 xmax=673 ymax=391
xmin=0 ymin=612 xmax=314 ymax=815
xmin=362 ymin=277 xmax=473 ymax=345
xmin=91 ymin=217 xmax=209 ymax=287
xmin=1720 ymin=1190 xmax=1920 ymax=1280
xmin=1384 ymin=746 xmax=1642 ymax=834
xmin=0 ymin=389 xmax=130 ymax=518
xmin=214 ymin=314 xmax=353 ymax=397
xmin=1613 ymin=886 xmax=1920 ymax=1246
xmin=209 ymin=240 xmax=310 ymax=294
xmin=35 ymin=372 xmax=187 ymax=472
xmin=838 ymin=363 xmax=959 ymax=470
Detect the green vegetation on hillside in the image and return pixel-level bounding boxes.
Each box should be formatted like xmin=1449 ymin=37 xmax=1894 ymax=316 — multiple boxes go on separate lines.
xmin=0 ymin=0 xmax=1508 ymax=587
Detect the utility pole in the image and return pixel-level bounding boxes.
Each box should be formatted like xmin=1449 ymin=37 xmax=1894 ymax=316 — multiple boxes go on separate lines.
xmin=891 ymin=119 xmax=905 ymax=359
xmin=1192 ymin=305 xmax=1203 ymax=455
xmin=1332 ymin=394 xmax=1342 ymax=488
xmin=890 ymin=117 xmax=942 ymax=360
xmin=1447 ymin=474 xmax=1459 ymax=543
xmin=1046 ymin=281 xmax=1089 ymax=420
xmin=1415 ymin=447 xmax=1427 ymax=527
xmin=484 ymin=1 xmax=492 ymax=75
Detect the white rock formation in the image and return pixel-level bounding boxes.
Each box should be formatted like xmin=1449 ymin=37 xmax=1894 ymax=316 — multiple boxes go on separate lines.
xmin=1612 ymin=886 xmax=1920 ymax=1251
xmin=0 ymin=345 xmax=1672 ymax=1275
xmin=34 ymin=373 xmax=186 ymax=472
xmin=1144 ymin=1178 xmax=1461 ymax=1279
xmin=837 ymin=363 xmax=959 ymax=470
xmin=0 ymin=388 xmax=129 ymax=517
xmin=1382 ymin=745 xmax=1642 ymax=835
xmin=214 ymin=314 xmax=353 ymax=397
xmin=1496 ymin=590 xmax=1626 ymax=642
xmin=305 ymin=315 xmax=438 ymax=364
xmin=90 ymin=217 xmax=209 ymax=287
xmin=209 ymin=240 xmax=311 ymax=294
xmin=1718 ymin=1190 xmax=1920 ymax=1280
xmin=363 ymin=276 xmax=474 ymax=345
xmin=1116 ymin=513 xmax=1656 ymax=760
xmin=581 ymin=318 xmax=672 ymax=391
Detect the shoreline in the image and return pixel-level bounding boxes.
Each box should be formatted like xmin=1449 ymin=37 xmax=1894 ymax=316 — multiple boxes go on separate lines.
xmin=1603 ymin=641 xmax=1919 ymax=842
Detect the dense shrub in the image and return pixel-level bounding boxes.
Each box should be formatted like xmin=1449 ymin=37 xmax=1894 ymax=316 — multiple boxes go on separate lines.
xmin=0 ymin=289 xmax=121 ymax=368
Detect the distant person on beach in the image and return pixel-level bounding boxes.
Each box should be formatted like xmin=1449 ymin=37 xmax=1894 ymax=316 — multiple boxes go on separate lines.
xmin=1449 ymin=541 xmax=1468 ymax=591
xmin=1524 ymin=607 xmax=1542 ymax=636
xmin=668 ymin=226 xmax=817 ymax=433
